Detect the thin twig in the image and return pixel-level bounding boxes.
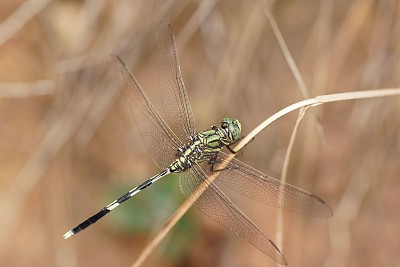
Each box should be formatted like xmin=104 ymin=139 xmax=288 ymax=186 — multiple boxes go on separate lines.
xmin=131 ymin=87 xmax=400 ymax=266
xmin=259 ymin=0 xmax=327 ymax=148
xmin=275 ymin=106 xmax=309 ymax=265
xmin=235 ymin=88 xmax=400 ymax=151
xmin=177 ymin=0 xmax=218 ymax=50
xmin=213 ymin=1 xmax=268 ymax=103
xmin=0 ymin=80 xmax=54 ymax=97
xmin=0 ymin=0 xmax=52 ymax=47
xmin=330 ymin=0 xmax=375 ymax=83
xmin=260 ymin=0 xmax=309 ymax=99
xmin=0 ymin=88 xmax=96 ymax=252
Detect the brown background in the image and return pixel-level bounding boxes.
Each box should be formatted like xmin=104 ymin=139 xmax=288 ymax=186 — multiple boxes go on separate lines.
xmin=0 ymin=0 xmax=399 ymax=266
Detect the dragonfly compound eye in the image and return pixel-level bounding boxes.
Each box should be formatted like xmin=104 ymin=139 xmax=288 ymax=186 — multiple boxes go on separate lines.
xmin=227 ymin=119 xmax=242 ymax=142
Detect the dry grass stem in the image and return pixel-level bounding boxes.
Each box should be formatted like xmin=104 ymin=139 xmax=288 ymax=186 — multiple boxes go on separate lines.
xmin=0 ymin=93 xmax=94 ymax=252
xmin=260 ymin=0 xmax=309 ymax=99
xmin=176 ymin=0 xmax=218 ymax=50
xmin=235 ymin=88 xmax=400 ymax=151
xmin=330 ymin=0 xmax=375 ymax=82
xmin=261 ymin=0 xmax=327 ymax=147
xmin=131 ymin=87 xmax=400 ymax=266
xmin=275 ymin=106 xmax=309 ymax=262
xmin=0 ymin=0 xmax=52 ymax=47
xmin=0 ymin=80 xmax=54 ymax=97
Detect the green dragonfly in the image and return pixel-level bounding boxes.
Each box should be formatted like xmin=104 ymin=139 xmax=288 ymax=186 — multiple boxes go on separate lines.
xmin=63 ymin=24 xmax=332 ymax=265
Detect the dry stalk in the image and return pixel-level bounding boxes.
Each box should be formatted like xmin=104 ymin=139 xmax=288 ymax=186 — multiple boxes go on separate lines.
xmin=132 ymin=87 xmax=400 ymax=267
xmin=275 ymin=106 xmax=309 ymax=265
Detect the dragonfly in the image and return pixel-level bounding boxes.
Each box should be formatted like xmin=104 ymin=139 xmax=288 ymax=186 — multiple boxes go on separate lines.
xmin=63 ymin=24 xmax=332 ymax=265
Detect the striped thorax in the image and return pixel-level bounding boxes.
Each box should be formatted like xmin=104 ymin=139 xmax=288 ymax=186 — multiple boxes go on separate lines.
xmin=169 ymin=118 xmax=242 ymax=173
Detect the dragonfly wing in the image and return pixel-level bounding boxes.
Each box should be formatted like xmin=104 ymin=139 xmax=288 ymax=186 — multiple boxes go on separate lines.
xmin=179 ymin=164 xmax=287 ymax=265
xmin=156 ymin=23 xmax=196 ymax=141
xmin=213 ymin=152 xmax=333 ymax=218
xmin=114 ymin=56 xmax=181 ymax=170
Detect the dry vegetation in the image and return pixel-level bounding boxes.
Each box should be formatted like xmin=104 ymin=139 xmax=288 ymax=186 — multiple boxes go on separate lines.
xmin=0 ymin=0 xmax=399 ymax=267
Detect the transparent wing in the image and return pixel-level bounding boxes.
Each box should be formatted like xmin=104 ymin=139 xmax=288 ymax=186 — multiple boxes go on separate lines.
xmin=213 ymin=152 xmax=333 ymax=218
xmin=179 ymin=164 xmax=287 ymax=265
xmin=113 ymin=56 xmax=181 ymax=169
xmin=156 ymin=23 xmax=196 ymax=142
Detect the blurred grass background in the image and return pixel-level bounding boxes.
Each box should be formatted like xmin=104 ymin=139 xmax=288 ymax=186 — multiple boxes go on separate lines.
xmin=0 ymin=0 xmax=399 ymax=266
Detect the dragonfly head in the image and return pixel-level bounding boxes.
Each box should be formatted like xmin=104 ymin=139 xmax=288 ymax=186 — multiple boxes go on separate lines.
xmin=220 ymin=118 xmax=242 ymax=144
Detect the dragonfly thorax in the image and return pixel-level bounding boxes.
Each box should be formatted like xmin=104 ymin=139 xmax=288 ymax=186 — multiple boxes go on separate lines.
xmin=169 ymin=118 xmax=242 ymax=173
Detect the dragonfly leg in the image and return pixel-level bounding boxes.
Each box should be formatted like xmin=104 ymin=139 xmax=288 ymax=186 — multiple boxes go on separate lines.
xmin=226 ymin=144 xmax=238 ymax=154
xmin=226 ymin=136 xmax=255 ymax=153
xmin=209 ymin=155 xmax=238 ymax=172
